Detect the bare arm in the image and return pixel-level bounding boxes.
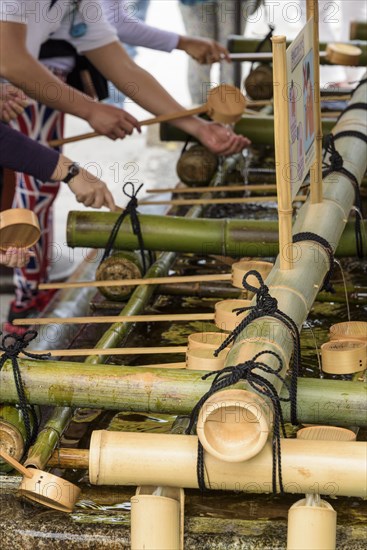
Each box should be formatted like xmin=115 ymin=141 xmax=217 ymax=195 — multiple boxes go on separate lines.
xmin=85 ymin=41 xmax=250 ymax=154
xmin=0 ymin=22 xmax=140 ymax=138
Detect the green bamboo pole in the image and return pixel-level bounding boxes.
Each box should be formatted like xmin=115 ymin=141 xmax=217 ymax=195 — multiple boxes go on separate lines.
xmin=23 ymin=407 xmax=72 ymax=470
xmin=227 ymin=35 xmax=367 ymax=66
xmin=350 ymin=21 xmax=367 ymax=41
xmin=0 ymin=360 xmax=365 ymax=426
xmin=67 ymin=215 xmax=366 ymax=258
xmin=159 ymin=115 xmax=336 ymax=145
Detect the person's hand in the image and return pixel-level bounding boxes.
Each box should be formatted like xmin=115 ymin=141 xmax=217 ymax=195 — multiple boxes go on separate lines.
xmin=68 ymin=170 xmax=117 ymax=211
xmin=86 ymin=102 xmax=141 ymax=140
xmin=177 ymin=36 xmax=231 ymax=65
xmin=0 ymin=247 xmax=34 ymax=268
xmin=0 ymin=84 xmax=29 ymax=122
xmin=195 ymin=121 xmax=251 ymax=156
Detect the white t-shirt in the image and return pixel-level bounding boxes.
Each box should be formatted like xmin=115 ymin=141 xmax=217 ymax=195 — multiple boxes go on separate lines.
xmin=0 ymin=0 xmax=118 ymax=59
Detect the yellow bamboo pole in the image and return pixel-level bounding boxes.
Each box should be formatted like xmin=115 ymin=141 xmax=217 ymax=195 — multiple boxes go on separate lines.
xmin=13 ymin=312 xmax=215 ymax=326
xmin=272 ymin=36 xmax=294 ymax=270
xmin=307 ymin=1 xmax=323 ymax=204
xmin=0 ymin=346 xmax=188 ymax=358
xmin=138 ymin=196 xmax=306 ymax=207
xmin=39 ymin=273 xmax=233 ymax=291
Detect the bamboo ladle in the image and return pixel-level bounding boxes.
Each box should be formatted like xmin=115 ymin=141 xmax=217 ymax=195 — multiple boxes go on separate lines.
xmin=0 ymin=208 xmax=40 ymax=250
xmin=39 ymin=259 xmax=273 ymax=291
xmin=0 ymin=448 xmax=80 ymax=512
xmin=48 ymin=84 xmax=246 ymax=148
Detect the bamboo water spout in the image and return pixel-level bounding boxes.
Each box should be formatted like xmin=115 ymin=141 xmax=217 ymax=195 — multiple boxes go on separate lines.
xmin=0 ymin=360 xmax=366 ymax=426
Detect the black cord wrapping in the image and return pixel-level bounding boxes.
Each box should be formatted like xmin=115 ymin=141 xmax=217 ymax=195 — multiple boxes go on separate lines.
xmin=292 ymin=232 xmax=335 ymax=294
xmin=99 ymin=182 xmax=153 ymax=274
xmin=213 ymin=270 xmax=300 ymax=426
xmin=352 ymin=78 xmax=367 ymax=94
xmin=333 ymin=130 xmax=367 ymax=146
xmin=0 ymin=330 xmax=50 ymax=457
xmin=322 ymin=134 xmax=365 ymax=258
xmin=186 ymin=350 xmax=290 ymax=494
xmin=336 ymin=102 xmax=367 ymax=124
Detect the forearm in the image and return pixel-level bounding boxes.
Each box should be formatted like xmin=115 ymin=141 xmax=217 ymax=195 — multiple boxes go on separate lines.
xmin=85 ymin=42 xmax=204 ymax=136
xmin=0 ymin=122 xmax=59 ymax=180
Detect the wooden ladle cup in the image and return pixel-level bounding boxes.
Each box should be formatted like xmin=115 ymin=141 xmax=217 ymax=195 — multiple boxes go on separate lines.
xmin=0 ymin=208 xmax=40 ymax=250
xmin=48 ymin=84 xmax=247 ymax=148
xmin=0 ymin=448 xmax=80 ymax=512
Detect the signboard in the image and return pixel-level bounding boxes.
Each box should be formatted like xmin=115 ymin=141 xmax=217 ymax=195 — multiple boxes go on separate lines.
xmin=286 ymin=18 xmax=316 ymax=199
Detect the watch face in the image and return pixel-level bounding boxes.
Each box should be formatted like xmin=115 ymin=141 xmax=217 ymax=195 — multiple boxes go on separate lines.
xmin=70 ymin=163 xmax=80 ymax=176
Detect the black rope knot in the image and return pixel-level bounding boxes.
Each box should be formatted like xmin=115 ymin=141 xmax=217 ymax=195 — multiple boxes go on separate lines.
xmin=214 ymin=270 xmax=278 ymax=356
xmin=186 ymin=351 xmax=290 ymax=493
xmin=0 ymin=331 xmax=50 ymax=458
xmin=323 ymin=134 xmax=344 ymax=171
xmin=213 ymin=269 xmax=300 ymax=427
xmin=100 ymin=182 xmax=153 ymax=274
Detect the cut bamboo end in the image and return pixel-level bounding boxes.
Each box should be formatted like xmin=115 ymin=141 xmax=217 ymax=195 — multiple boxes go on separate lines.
xmin=131 ymin=486 xmax=184 ymax=550
xmin=287 ymin=497 xmax=336 ymax=550
xmin=186 ymin=347 xmax=228 ymax=371
xmin=0 ymin=424 xmax=24 ymax=464
xmin=0 ymin=208 xmax=40 ymax=250
xmin=214 ymin=299 xmax=251 ymax=331
xmin=321 ymin=339 xmax=366 ymax=374
xmin=326 ymin=43 xmax=362 ymax=66
xmin=329 ymin=321 xmax=367 ymax=343
xmin=196 ymin=389 xmax=271 ymax=462
xmin=297 ymin=426 xmax=357 ymax=442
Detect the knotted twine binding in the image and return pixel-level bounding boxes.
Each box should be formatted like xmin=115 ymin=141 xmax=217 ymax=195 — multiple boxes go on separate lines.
xmin=186 ymin=350 xmax=290 ymax=494
xmin=99 ymin=182 xmax=153 ymax=274
xmin=0 ymin=330 xmax=50 ymax=457
xmin=214 ymin=270 xmax=300 ymax=426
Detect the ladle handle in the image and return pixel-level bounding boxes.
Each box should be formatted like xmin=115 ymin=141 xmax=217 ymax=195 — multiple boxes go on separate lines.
xmin=0 ymin=449 xmax=33 ymax=478
xmin=48 ymin=105 xmax=208 ymax=147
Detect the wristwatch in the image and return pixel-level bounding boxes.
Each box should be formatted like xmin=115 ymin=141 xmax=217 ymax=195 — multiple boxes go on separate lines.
xmin=62 ymin=162 xmax=80 ymax=184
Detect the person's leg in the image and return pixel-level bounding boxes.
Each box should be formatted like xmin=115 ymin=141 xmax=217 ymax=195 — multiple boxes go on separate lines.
xmin=179 ymin=1 xmax=215 ymax=104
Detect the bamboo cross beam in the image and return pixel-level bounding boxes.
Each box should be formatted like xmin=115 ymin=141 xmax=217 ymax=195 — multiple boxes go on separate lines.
xmin=0 ymin=346 xmax=188 ymax=358
xmin=39 ymin=273 xmax=232 ymax=291
xmin=13 ymin=313 xmax=216 ymax=326
xmin=146 ymin=184 xmax=278 ymax=194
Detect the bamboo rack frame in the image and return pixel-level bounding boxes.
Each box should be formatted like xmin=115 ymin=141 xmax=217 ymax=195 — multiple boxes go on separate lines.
xmin=138 ymin=195 xmax=306 ymax=207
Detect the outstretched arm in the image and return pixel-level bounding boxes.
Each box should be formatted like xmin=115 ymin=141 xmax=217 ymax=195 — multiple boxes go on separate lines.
xmin=0 ymin=22 xmax=140 ymax=139
xmin=86 ymin=42 xmax=250 ymax=154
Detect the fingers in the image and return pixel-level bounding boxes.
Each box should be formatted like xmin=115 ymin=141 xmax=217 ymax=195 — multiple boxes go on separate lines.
xmin=76 ymin=184 xmax=116 ymax=211
xmin=0 ymin=247 xmax=33 ymax=268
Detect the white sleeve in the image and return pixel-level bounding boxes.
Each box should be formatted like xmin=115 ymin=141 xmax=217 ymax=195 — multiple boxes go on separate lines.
xmin=0 ymin=0 xmax=27 ymax=23
xmin=50 ymin=0 xmax=119 ymax=54
xmin=103 ymin=0 xmax=179 ymax=52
